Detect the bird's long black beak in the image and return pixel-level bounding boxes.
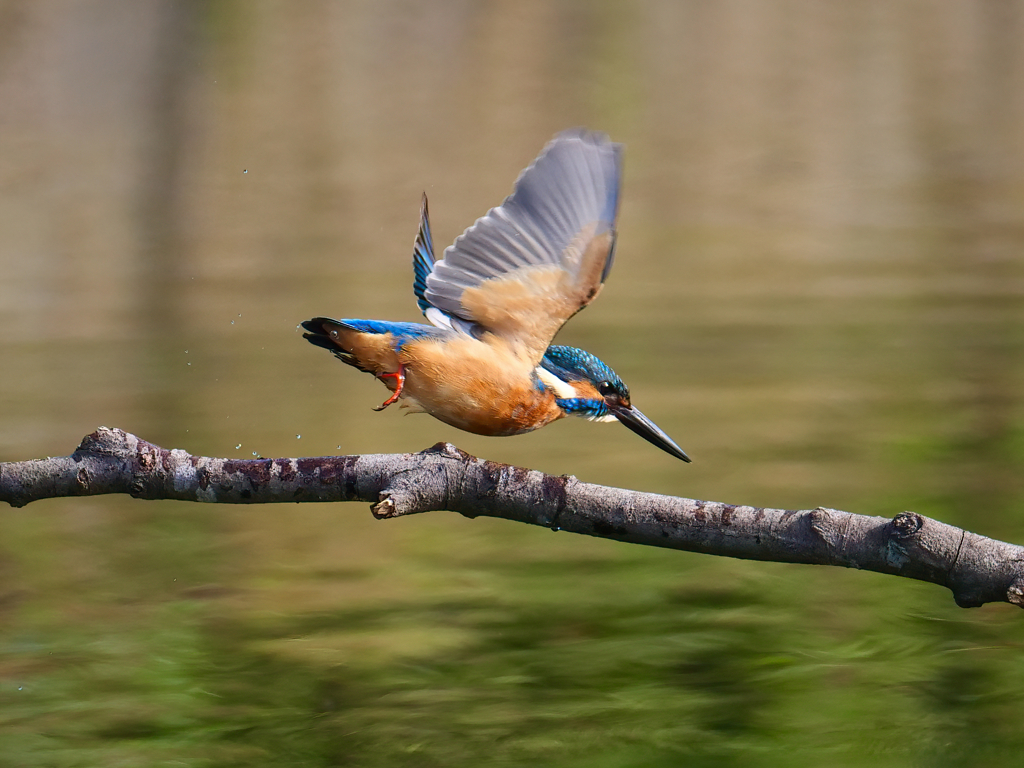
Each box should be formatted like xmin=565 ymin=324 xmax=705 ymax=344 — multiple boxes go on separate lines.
xmin=611 ymin=404 xmax=691 ymax=462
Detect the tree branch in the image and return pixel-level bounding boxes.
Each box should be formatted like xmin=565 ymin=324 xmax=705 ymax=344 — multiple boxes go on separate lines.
xmin=3 ymin=427 xmax=1022 ymax=610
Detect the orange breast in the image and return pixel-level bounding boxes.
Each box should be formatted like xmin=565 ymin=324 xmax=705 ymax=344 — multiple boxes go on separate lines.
xmin=398 ymin=335 xmax=565 ymax=436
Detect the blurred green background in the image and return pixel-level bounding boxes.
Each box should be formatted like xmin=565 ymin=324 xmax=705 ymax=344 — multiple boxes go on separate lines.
xmin=2 ymin=1 xmax=1023 ymax=765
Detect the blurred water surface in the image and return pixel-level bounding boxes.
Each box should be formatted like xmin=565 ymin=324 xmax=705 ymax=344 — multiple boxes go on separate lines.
xmin=1 ymin=2 xmax=1023 ymax=765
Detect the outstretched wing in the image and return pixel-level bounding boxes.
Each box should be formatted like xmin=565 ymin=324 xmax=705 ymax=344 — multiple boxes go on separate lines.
xmin=420 ymin=129 xmax=622 ymax=363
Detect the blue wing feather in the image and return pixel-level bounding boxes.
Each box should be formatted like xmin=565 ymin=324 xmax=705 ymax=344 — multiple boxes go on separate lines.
xmin=412 ymin=193 xmax=435 ymax=314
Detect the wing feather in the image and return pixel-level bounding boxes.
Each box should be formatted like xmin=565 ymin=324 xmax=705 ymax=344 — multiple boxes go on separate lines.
xmin=412 ymin=194 xmax=435 ymax=314
xmin=421 ymin=129 xmax=622 ymax=361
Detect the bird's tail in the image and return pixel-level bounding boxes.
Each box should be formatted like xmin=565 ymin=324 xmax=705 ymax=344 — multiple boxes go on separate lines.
xmin=301 ymin=318 xmax=371 ymax=373
xmin=301 ymin=317 xmax=415 ymax=381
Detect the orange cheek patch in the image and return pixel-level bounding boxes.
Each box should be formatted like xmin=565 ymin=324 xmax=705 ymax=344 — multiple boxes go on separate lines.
xmin=570 ymin=380 xmax=603 ymax=401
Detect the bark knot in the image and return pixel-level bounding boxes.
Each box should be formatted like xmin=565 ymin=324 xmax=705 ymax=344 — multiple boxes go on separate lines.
xmin=421 ymin=442 xmax=471 ymax=460
xmin=891 ymin=511 xmax=923 ymax=539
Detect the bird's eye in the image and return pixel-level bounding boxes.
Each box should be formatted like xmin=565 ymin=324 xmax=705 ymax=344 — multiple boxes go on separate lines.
xmin=598 ymin=381 xmax=614 ymax=397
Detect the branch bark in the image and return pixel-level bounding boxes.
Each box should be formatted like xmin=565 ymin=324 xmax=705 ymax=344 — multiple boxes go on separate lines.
xmin=3 ymin=428 xmax=1022 ymax=610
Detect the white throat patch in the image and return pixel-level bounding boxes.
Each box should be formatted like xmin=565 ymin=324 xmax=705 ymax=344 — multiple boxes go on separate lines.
xmin=535 ymin=366 xmax=577 ymax=399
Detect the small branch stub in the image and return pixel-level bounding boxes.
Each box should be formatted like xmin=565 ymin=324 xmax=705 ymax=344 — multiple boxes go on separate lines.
xmin=372 ymin=495 xmax=398 ymax=519
xmin=1008 ymin=580 xmax=1024 ymax=608
xmin=892 ymin=511 xmax=924 ymax=539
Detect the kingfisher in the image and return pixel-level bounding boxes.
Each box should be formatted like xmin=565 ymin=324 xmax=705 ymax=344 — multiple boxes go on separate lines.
xmin=301 ymin=129 xmax=690 ymax=461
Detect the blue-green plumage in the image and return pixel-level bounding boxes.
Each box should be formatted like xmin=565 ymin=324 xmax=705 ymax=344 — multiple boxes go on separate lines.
xmin=541 ymin=345 xmax=626 ymax=395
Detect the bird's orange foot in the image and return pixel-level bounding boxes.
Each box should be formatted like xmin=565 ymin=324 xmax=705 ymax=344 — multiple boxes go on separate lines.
xmin=373 ymin=364 xmax=406 ymax=411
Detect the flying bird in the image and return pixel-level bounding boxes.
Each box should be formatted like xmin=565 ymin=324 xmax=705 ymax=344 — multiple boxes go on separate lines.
xmin=301 ymin=129 xmax=690 ymax=461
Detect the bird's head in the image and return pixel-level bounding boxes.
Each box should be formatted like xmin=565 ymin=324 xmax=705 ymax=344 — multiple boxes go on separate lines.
xmin=538 ymin=346 xmax=691 ymax=462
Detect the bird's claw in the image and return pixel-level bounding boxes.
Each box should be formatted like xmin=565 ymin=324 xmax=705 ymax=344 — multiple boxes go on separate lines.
xmin=374 ymin=364 xmax=406 ymax=411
